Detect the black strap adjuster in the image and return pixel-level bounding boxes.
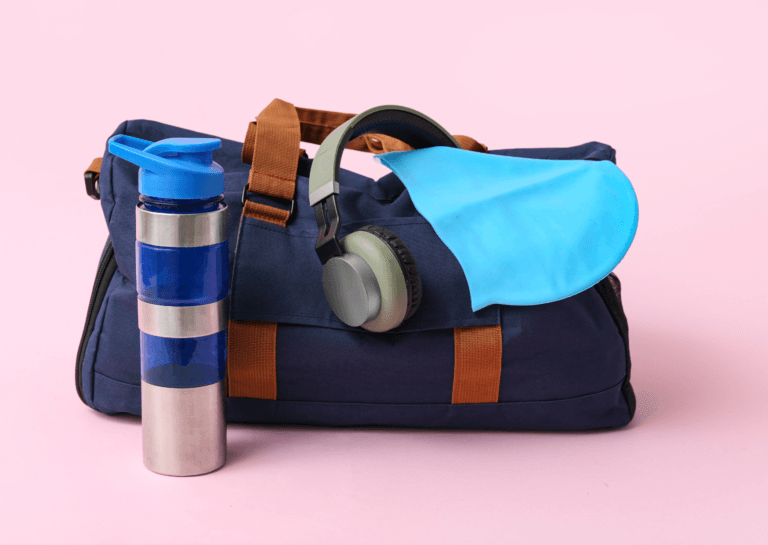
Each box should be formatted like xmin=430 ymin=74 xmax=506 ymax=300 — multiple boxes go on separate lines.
xmin=84 ymin=170 xmax=100 ymax=200
xmin=241 ymin=183 xmax=296 ymax=222
xmin=313 ymin=194 xmax=343 ymax=264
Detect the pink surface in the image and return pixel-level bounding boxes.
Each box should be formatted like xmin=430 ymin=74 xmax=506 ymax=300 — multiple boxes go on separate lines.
xmin=2 ymin=1 xmax=767 ymax=543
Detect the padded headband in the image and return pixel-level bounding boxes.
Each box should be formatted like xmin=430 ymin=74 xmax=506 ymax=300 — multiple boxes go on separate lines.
xmin=308 ymin=105 xmax=460 ymax=206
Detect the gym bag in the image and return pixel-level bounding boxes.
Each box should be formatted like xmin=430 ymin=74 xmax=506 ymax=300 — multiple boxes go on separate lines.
xmin=77 ymin=99 xmax=635 ymax=430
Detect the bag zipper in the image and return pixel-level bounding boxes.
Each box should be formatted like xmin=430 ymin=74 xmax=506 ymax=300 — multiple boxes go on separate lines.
xmin=75 ymin=241 xmax=118 ymax=405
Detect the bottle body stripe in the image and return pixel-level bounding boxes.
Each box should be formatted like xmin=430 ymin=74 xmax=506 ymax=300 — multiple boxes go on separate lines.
xmin=136 ymin=241 xmax=228 ymax=307
xmin=136 ymin=204 xmax=227 ymax=248
xmin=138 ymin=298 xmax=228 ymax=339
xmin=136 ymin=203 xmax=228 ymax=389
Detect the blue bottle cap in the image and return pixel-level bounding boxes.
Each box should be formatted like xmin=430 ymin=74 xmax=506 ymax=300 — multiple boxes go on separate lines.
xmin=108 ymin=135 xmax=225 ymax=200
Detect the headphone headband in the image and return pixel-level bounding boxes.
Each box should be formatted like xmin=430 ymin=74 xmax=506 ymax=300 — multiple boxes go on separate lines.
xmin=310 ymin=105 xmax=459 ymax=263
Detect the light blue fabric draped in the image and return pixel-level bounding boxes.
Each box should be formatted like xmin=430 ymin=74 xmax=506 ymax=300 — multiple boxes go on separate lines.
xmin=376 ymin=147 xmax=638 ymax=311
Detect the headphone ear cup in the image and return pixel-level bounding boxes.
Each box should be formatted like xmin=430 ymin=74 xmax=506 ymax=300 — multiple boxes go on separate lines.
xmin=358 ymin=225 xmax=422 ymax=321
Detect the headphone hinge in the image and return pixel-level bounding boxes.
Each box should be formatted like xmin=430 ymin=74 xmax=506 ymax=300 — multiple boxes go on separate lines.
xmin=314 ymin=195 xmax=343 ymax=264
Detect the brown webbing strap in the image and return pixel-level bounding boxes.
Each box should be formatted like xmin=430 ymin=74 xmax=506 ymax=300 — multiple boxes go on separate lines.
xmin=453 ymin=135 xmax=487 ymax=153
xmin=241 ymin=103 xmax=487 ymax=166
xmin=243 ymin=201 xmax=291 ymax=226
xmin=296 ymin=106 xmax=355 ymax=145
xmin=241 ymin=98 xmax=302 ymax=227
xmin=452 ymin=325 xmax=503 ymax=404
xmin=85 ymin=157 xmax=102 ymax=177
xmin=227 ymin=320 xmax=278 ymax=399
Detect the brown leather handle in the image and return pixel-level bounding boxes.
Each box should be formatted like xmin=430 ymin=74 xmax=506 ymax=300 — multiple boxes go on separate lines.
xmin=241 ymin=99 xmax=487 ymax=228
xmin=242 ymin=103 xmax=486 ymax=165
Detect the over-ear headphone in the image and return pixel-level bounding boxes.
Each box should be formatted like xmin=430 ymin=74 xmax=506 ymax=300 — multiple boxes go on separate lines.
xmin=309 ymin=106 xmax=460 ymax=332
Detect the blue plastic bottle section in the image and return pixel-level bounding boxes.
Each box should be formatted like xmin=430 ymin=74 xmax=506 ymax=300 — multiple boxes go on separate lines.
xmin=137 ymin=195 xmax=228 ymax=389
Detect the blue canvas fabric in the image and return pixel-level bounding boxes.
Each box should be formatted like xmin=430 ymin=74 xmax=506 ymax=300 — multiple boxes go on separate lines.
xmin=78 ymin=119 xmax=635 ymax=430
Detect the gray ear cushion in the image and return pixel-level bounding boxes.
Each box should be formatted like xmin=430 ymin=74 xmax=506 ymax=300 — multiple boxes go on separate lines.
xmin=358 ymin=225 xmax=422 ymax=321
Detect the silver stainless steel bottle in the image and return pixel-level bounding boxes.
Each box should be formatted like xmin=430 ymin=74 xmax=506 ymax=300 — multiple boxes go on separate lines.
xmin=109 ymin=134 xmax=228 ymax=476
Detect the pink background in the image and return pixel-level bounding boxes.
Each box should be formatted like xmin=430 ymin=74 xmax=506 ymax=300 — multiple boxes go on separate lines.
xmin=2 ymin=1 xmax=767 ymax=543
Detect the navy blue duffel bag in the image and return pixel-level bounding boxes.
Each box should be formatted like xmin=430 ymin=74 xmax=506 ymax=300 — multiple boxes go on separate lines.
xmin=77 ymin=99 xmax=635 ymax=430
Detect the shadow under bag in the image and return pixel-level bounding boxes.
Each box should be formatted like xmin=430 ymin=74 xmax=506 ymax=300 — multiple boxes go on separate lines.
xmin=77 ymin=99 xmax=636 ymax=430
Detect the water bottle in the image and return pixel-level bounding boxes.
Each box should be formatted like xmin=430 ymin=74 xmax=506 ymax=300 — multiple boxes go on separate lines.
xmin=108 ymin=135 xmax=228 ymax=476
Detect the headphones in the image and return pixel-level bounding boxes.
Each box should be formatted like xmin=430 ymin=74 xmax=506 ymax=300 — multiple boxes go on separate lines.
xmin=309 ymin=105 xmax=460 ymax=332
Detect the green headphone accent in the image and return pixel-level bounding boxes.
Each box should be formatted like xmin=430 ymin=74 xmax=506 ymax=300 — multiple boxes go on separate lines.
xmin=309 ymin=105 xmax=459 ymax=332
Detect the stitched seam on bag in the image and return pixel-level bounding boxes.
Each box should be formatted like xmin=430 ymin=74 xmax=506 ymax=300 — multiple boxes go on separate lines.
xmin=288 ymin=377 xmax=628 ymax=406
xmin=306 ymin=121 xmax=344 ymax=130
xmin=105 ymin=153 xmax=116 ymax=226
xmin=229 ymin=313 xmax=498 ymax=328
xmin=90 ymin=291 xmax=112 ymax=404
xmin=105 ymin=120 xmax=131 ymax=227
xmin=251 ymin=169 xmax=295 ymax=183
xmin=243 ymin=377 xmax=629 ymax=406
xmin=241 ymin=217 xmax=429 ymax=238
xmin=94 ymin=370 xmax=140 ymax=387
xmin=92 ymin=375 xmax=627 ymax=406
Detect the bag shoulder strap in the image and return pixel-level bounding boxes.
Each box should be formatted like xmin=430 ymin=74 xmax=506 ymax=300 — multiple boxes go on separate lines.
xmin=241 ymin=99 xmax=302 ymax=227
xmin=242 ymin=103 xmax=486 ymax=166
xmin=241 ymin=99 xmax=486 ymax=227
